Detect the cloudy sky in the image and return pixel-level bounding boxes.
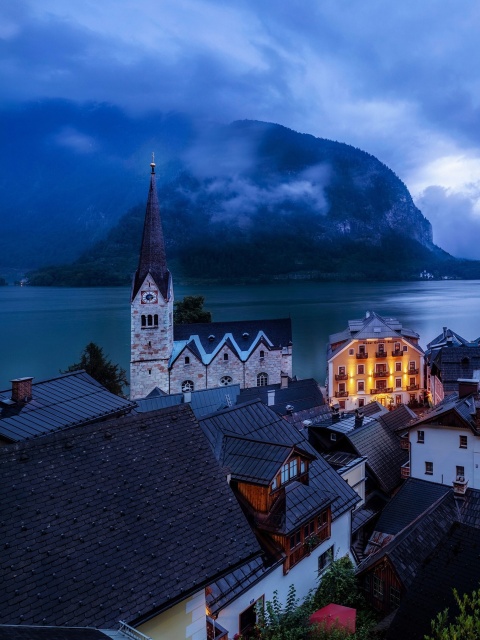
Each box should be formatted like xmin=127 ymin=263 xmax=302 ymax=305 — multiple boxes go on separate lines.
xmin=2 ymin=0 xmax=480 ymax=258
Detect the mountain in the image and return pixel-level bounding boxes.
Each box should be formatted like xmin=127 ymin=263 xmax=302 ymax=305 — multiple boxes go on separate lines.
xmin=2 ymin=101 xmax=479 ymax=283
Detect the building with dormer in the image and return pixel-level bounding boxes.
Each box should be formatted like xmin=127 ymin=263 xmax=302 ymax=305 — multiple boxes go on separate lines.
xmin=327 ymin=311 xmax=424 ymax=411
xmin=130 ymin=161 xmax=292 ymax=399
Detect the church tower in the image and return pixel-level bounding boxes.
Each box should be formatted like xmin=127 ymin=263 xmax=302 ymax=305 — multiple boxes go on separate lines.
xmin=130 ymin=157 xmax=174 ymax=399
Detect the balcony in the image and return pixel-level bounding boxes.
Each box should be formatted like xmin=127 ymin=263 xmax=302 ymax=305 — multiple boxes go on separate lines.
xmin=370 ymin=387 xmax=393 ymax=395
xmin=335 ymin=391 xmax=349 ymax=398
xmin=207 ymin=617 xmax=229 ymax=640
xmin=373 ymin=370 xmax=390 ymax=378
xmin=408 ymin=368 xmax=419 ymax=375
xmin=401 ymin=462 xmax=410 ymax=479
xmin=375 ymin=350 xmax=387 ymax=358
xmin=392 ymin=350 xmax=403 ymax=357
xmin=356 ymin=352 xmax=369 ymax=359
xmin=400 ymin=437 xmax=410 ymax=450
xmin=335 ymin=373 xmax=348 ymax=381
xmin=406 ymin=384 xmax=419 ymax=391
xmin=453 ymin=477 xmax=468 ymax=495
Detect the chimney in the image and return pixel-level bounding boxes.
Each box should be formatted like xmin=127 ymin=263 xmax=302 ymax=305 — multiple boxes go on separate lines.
xmin=281 ymin=372 xmax=289 ymax=389
xmin=11 ymin=377 xmax=34 ymax=403
xmin=354 ymin=409 xmax=364 ymax=429
xmin=267 ymin=390 xmax=275 ymax=406
xmin=458 ymin=379 xmax=479 ymax=399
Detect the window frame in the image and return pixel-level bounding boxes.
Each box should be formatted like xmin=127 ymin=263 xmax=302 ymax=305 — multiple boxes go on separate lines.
xmin=417 ymin=430 xmax=425 ymax=444
xmin=460 ymin=435 xmax=468 ymax=449
xmin=318 ymin=545 xmax=334 ymax=574
xmin=425 ymin=461 xmax=433 ymax=475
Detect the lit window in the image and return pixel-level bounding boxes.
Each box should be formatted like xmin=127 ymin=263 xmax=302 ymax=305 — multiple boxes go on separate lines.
xmin=395 ymin=377 xmax=402 ymax=388
xmin=318 ymin=545 xmax=334 ymax=573
xmin=220 ymin=376 xmax=232 ymax=386
xmin=460 ymin=435 xmax=468 ymax=448
xmin=409 ymin=361 xmax=416 ymax=371
xmin=425 ymin=461 xmax=433 ymax=475
xmin=357 ymin=380 xmax=365 ymax=392
xmin=181 ymin=380 xmax=194 ymax=392
xmin=257 ymin=372 xmax=268 ymax=387
xmin=417 ymin=431 xmax=424 ymax=444
xmin=339 ymin=366 xmax=346 ymax=375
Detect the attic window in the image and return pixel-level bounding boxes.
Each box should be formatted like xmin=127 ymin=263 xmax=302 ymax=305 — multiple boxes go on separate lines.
xmin=208 ymin=335 xmax=215 ymax=341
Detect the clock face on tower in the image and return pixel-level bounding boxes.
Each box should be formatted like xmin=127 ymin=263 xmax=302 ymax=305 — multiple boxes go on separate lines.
xmin=141 ymin=290 xmax=158 ymax=304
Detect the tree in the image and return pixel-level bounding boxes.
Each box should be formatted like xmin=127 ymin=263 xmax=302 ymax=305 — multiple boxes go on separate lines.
xmin=63 ymin=342 xmax=129 ymax=396
xmin=173 ymin=295 xmax=212 ymax=324
xmin=426 ymin=587 xmax=480 ymax=640
xmin=314 ymin=556 xmax=362 ymax=610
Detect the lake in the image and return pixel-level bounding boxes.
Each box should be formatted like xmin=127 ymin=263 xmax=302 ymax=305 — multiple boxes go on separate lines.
xmin=1 ymin=280 xmax=480 ymax=391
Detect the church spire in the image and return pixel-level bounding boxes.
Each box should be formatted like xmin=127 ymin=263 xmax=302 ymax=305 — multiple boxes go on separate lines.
xmin=131 ymin=155 xmax=170 ymax=301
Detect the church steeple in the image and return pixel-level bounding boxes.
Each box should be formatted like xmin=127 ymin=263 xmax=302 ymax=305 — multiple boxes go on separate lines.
xmin=131 ymin=155 xmax=170 ymax=302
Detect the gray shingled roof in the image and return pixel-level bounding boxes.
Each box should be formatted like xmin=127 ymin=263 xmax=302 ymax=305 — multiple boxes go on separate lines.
xmin=402 ymin=392 xmax=480 ymax=435
xmin=0 ymin=405 xmax=261 ymax=628
xmin=372 ymin=478 xmax=451 ymax=536
xmin=357 ymin=492 xmax=458 ymax=588
xmin=386 ymin=523 xmax=480 ymax=640
xmin=0 ymin=371 xmax=136 ymax=443
xmin=238 ymin=378 xmax=324 ymax=416
xmin=429 ymin=345 xmax=480 ymax=391
xmin=222 ymin=436 xmax=294 ymax=484
xmin=173 ymin=318 xmax=292 ymax=366
xmin=346 ymin=417 xmax=408 ymax=494
xmin=199 ymin=400 xmax=360 ymax=522
xmin=134 ymin=385 xmax=241 ymax=419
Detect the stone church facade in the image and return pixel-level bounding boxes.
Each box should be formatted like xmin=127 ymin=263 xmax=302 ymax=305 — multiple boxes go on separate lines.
xmin=130 ymin=161 xmax=292 ymax=400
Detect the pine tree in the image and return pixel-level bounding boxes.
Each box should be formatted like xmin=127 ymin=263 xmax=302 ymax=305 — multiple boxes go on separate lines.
xmin=63 ymin=342 xmax=129 ymax=396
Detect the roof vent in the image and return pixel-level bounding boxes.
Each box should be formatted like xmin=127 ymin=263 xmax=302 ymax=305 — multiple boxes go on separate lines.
xmin=208 ymin=335 xmax=215 ymax=341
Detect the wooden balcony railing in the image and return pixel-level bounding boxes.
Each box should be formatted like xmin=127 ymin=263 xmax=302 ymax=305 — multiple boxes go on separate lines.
xmin=370 ymin=388 xmax=393 ymax=394
xmin=356 ymin=352 xmax=368 ymax=359
xmin=406 ymin=384 xmax=419 ymax=391
xmin=375 ymin=351 xmax=387 ymax=358
xmin=401 ymin=462 xmax=410 ymax=479
xmin=373 ymin=370 xmax=390 ymax=378
xmin=335 ymin=391 xmax=349 ymax=398
xmin=408 ymin=368 xmax=419 ymax=375
xmin=392 ymin=350 xmax=404 ymax=357
xmin=335 ymin=374 xmax=348 ymax=381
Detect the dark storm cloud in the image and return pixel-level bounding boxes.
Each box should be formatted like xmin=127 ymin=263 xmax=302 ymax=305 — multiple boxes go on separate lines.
xmin=3 ymin=0 xmax=480 ymax=258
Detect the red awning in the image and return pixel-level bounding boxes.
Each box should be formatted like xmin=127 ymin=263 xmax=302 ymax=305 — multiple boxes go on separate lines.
xmin=309 ymin=603 xmax=356 ymax=633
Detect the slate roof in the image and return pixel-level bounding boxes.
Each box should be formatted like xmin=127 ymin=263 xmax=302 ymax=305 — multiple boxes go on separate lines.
xmin=0 ymin=405 xmax=262 ymax=628
xmin=459 ymin=487 xmax=480 ymax=528
xmin=328 ymin=312 xmax=422 ymax=359
xmin=199 ymin=400 xmax=360 ymax=522
xmin=0 ymin=371 xmax=136 ymax=443
xmin=426 ymin=327 xmax=472 ymax=351
xmin=238 ymin=378 xmax=324 ymax=416
xmin=134 ymin=385 xmax=241 ymax=419
xmin=345 ymin=417 xmax=408 ymax=494
xmin=0 ymin=627 xmax=124 ymax=640
xmin=351 ymin=494 xmax=388 ymax=534
xmin=428 ymin=345 xmax=480 ymax=391
xmin=386 ymin=523 xmax=480 ymax=640
xmin=172 ymin=318 xmax=292 ymax=366
xmin=378 ymin=405 xmax=417 ymax=433
xmin=222 ymin=436 xmax=294 ymax=484
xmin=372 ymin=478 xmax=451 ymax=536
xmin=357 ymin=491 xmax=458 ymax=588
xmin=401 ymin=392 xmax=480 ymax=435
xmin=131 ymin=168 xmax=170 ymax=301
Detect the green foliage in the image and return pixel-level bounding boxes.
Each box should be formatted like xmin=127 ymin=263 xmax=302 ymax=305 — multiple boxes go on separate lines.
xmin=63 ymin=342 xmax=129 ymax=397
xmin=314 ymin=556 xmax=363 ymax=610
xmin=425 ymin=587 xmax=480 ymax=640
xmin=254 ymin=586 xmax=313 ymax=640
xmin=173 ymin=295 xmax=212 ymax=324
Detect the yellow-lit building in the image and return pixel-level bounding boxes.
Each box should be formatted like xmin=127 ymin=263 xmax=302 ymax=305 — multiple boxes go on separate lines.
xmin=327 ymin=311 xmax=424 ymax=411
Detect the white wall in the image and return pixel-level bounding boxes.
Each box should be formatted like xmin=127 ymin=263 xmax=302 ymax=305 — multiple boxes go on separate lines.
xmin=410 ymin=426 xmax=477 ymax=488
xmin=216 ymin=510 xmax=352 ymax=639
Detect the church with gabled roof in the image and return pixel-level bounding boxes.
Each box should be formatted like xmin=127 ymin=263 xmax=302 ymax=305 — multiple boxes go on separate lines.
xmin=130 ymin=160 xmax=292 ymax=399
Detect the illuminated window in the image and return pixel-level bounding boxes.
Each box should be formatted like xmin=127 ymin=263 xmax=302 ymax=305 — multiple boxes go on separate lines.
xmin=395 ymin=377 xmax=402 ymax=388
xmin=357 ymin=380 xmax=365 ymax=392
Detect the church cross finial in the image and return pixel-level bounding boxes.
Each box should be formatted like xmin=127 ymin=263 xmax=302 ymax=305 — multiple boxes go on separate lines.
xmin=150 ymin=152 xmax=155 ymax=174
